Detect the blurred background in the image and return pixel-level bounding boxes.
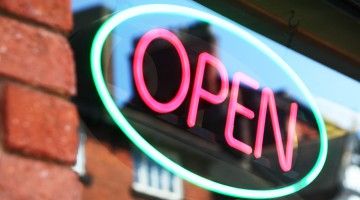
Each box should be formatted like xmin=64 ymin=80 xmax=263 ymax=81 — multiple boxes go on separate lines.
xmin=70 ymin=0 xmax=360 ymax=200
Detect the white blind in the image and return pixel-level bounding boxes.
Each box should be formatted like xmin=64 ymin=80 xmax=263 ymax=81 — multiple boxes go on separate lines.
xmin=132 ymin=149 xmax=183 ymax=200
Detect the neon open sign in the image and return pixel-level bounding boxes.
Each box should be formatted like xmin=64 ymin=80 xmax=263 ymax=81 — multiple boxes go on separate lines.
xmin=90 ymin=4 xmax=328 ymax=199
xmin=133 ymin=28 xmax=298 ymax=172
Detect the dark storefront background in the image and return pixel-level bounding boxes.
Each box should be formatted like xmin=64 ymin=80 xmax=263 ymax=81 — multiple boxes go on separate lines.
xmin=70 ymin=0 xmax=360 ymax=199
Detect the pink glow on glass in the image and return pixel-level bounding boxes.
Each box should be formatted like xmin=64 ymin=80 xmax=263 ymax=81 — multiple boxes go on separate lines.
xmin=224 ymin=72 xmax=260 ymax=155
xmin=254 ymin=88 xmax=298 ymax=172
xmin=133 ymin=28 xmax=190 ymax=113
xmin=187 ymin=52 xmax=229 ymax=127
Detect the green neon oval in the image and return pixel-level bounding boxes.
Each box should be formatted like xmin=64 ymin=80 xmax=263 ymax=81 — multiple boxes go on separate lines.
xmin=90 ymin=4 xmax=328 ymax=199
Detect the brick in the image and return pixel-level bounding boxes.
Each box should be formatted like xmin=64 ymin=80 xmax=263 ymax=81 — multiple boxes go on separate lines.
xmin=184 ymin=181 xmax=212 ymax=200
xmin=83 ymin=139 xmax=133 ymax=200
xmin=0 ymin=0 xmax=73 ymax=32
xmin=2 ymin=83 xmax=79 ymax=164
xmin=0 ymin=149 xmax=82 ymax=200
xmin=0 ymin=16 xmax=76 ymax=96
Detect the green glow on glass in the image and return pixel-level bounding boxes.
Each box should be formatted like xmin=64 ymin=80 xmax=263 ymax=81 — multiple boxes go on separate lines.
xmin=90 ymin=4 xmax=328 ymax=199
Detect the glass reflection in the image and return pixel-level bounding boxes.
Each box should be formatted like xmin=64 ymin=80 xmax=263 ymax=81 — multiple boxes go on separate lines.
xmin=102 ymin=16 xmax=320 ymax=189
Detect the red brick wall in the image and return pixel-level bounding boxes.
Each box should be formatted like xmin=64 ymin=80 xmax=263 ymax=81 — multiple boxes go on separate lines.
xmin=0 ymin=1 xmax=82 ymax=199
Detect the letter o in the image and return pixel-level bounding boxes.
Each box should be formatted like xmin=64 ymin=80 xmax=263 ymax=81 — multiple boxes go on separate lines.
xmin=133 ymin=28 xmax=190 ymax=113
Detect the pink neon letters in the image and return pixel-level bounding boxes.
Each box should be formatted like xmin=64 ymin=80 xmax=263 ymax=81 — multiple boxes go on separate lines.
xmin=133 ymin=28 xmax=299 ymax=172
xmin=133 ymin=28 xmax=190 ymax=113
xmin=254 ymin=88 xmax=298 ymax=172
xmin=187 ymin=52 xmax=229 ymax=127
xmin=224 ymin=72 xmax=259 ymax=155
